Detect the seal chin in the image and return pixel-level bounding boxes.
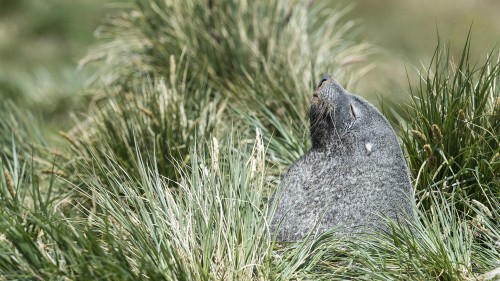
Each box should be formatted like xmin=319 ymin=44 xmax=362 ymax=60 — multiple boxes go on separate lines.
xmin=310 ymin=100 xmax=330 ymax=120
xmin=311 ymin=94 xmax=320 ymax=105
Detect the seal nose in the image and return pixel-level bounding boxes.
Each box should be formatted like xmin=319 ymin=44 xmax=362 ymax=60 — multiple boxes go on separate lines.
xmin=318 ymin=74 xmax=332 ymax=88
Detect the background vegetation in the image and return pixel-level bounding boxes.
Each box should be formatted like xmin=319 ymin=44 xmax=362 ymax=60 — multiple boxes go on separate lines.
xmin=0 ymin=0 xmax=499 ymax=280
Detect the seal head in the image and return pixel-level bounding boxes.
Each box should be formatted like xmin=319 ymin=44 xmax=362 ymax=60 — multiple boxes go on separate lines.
xmin=310 ymin=76 xmax=358 ymax=149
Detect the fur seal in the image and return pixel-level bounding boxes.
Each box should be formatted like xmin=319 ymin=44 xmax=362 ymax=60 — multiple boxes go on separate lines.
xmin=270 ymin=75 xmax=415 ymax=241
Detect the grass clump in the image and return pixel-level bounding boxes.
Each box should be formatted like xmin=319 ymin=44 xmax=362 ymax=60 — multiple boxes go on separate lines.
xmin=60 ymin=62 xmax=226 ymax=188
xmin=0 ymin=100 xmax=48 ymax=167
xmin=1 ymin=0 xmax=500 ymax=280
xmin=0 ymin=144 xmax=140 ymax=280
xmin=1 ymin=128 xmax=274 ymax=280
xmin=82 ymin=0 xmax=373 ymax=172
xmin=397 ymin=35 xmax=499 ymax=213
xmin=78 ymin=132 xmax=274 ymax=280
xmin=302 ymin=195 xmax=500 ymax=280
xmin=85 ymin=0 xmax=371 ymax=90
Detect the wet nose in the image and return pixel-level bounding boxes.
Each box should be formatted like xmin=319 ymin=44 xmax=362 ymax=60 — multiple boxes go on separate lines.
xmin=318 ymin=74 xmax=332 ymax=87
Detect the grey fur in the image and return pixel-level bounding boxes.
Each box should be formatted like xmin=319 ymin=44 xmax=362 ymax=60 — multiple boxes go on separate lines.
xmin=269 ymin=76 xmax=415 ymax=241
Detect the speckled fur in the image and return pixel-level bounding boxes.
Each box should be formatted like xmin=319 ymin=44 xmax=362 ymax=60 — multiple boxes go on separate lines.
xmin=270 ymin=77 xmax=415 ymax=241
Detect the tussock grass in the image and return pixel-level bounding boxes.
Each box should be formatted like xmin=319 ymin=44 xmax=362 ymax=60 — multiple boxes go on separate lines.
xmin=280 ymin=196 xmax=500 ymax=280
xmin=0 ymin=145 xmax=131 ymax=280
xmin=79 ymin=132 xmax=273 ymax=279
xmin=84 ymin=0 xmax=371 ymax=90
xmin=395 ymin=35 xmax=499 ymax=214
xmin=61 ymin=62 xmax=226 ymax=187
xmin=0 ymin=100 xmax=47 ymax=164
xmin=1 ymin=130 xmax=286 ymax=280
xmin=82 ymin=0 xmax=373 ymax=174
xmin=1 ymin=0 xmax=499 ymax=280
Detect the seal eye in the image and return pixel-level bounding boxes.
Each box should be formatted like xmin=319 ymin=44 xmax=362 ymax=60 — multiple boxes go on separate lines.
xmin=350 ymin=103 xmax=358 ymax=118
xmin=318 ymin=74 xmax=332 ymax=88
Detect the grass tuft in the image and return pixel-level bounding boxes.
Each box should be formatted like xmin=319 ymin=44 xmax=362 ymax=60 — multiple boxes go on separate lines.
xmin=81 ymin=0 xmax=373 ymax=175
xmin=60 ymin=66 xmax=226 ymax=192
xmin=1 ymin=1 xmax=499 ymax=280
xmin=391 ymin=34 xmax=499 ymax=214
xmin=76 ymin=132 xmax=274 ymax=279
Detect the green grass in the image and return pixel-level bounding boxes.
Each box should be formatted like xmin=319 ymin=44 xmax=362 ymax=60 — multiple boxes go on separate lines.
xmin=78 ymin=133 xmax=272 ymax=279
xmin=0 ymin=0 xmax=499 ymax=280
xmin=59 ymin=65 xmax=226 ymax=192
xmin=0 ymin=101 xmax=47 ymax=165
xmin=81 ymin=0 xmax=373 ymax=174
xmin=389 ymin=34 xmax=499 ymax=214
